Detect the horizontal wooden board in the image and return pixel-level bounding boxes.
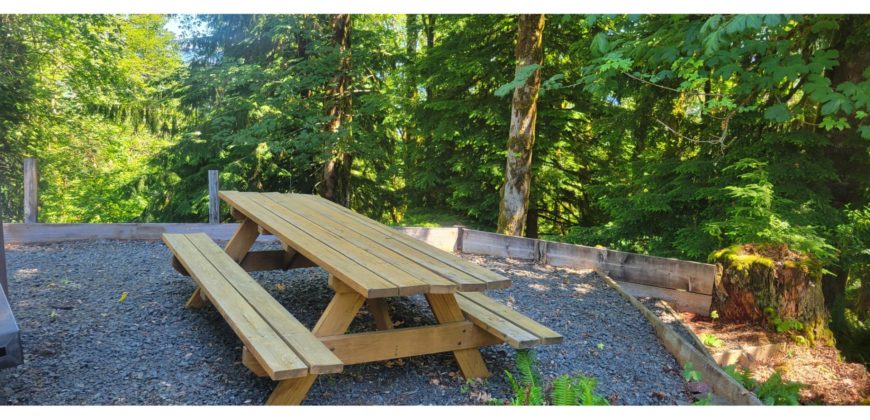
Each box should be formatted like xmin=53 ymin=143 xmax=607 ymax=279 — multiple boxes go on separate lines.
xmin=220 ymin=191 xmax=400 ymax=298
xmin=457 ymin=292 xmax=562 ymax=345
xmin=394 ymin=227 xmax=459 ymax=252
xmin=2 ymin=223 xmax=458 ymax=248
xmin=460 ymin=229 xmax=716 ymax=296
xmin=162 ymin=233 xmax=310 ymax=380
xmin=594 ymin=270 xmax=762 ymax=405
xmin=319 ymin=321 xmax=501 ymax=365
xmin=460 ymin=229 xmax=538 ymax=260
xmin=616 ymin=280 xmax=712 ymax=315
xmin=294 ymin=195 xmax=509 ymax=288
xmin=546 ymin=241 xmax=716 ymax=295
xmin=3 ymin=223 xmax=275 ymax=244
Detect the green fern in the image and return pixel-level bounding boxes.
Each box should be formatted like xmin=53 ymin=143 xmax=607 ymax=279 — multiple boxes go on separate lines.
xmin=550 ymin=375 xmax=579 ymax=406
xmin=504 ymin=350 xmax=608 ymax=406
xmin=723 ymin=365 xmax=805 ymax=405
xmin=755 ymin=371 xmax=805 ymax=405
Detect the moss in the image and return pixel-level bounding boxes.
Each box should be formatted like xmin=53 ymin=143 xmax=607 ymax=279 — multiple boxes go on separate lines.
xmin=711 ymin=245 xmax=775 ymax=271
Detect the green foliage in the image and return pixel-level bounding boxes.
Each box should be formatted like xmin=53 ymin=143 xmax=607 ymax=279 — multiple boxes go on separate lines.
xmin=2 ymin=13 xmax=869 ymax=368
xmin=550 ymin=374 xmax=610 ymax=406
xmin=682 ymin=362 xmax=702 ymax=382
xmin=699 ymin=333 xmax=724 ymax=348
xmin=764 ymin=307 xmax=805 ymax=334
xmin=505 ymin=349 xmax=544 ymax=405
xmin=723 ymin=365 xmax=806 ymax=405
xmin=755 ymin=372 xmax=805 ymax=405
xmin=692 ymin=393 xmax=714 ymax=405
xmin=0 ymin=15 xmax=182 ymax=222
xmin=495 ymin=64 xmax=542 ymax=97
xmin=504 ymin=349 xmax=608 ymax=406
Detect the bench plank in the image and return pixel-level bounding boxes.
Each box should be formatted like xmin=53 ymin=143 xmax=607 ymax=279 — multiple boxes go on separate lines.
xmin=163 ymin=233 xmax=309 ymax=380
xmin=457 ymin=292 xmax=563 ymax=345
xmin=184 ymin=233 xmax=344 ymax=375
xmin=220 ymin=191 xmax=399 ymax=298
xmin=294 ymin=194 xmax=510 ymax=288
xmin=454 ymin=293 xmax=541 ymax=349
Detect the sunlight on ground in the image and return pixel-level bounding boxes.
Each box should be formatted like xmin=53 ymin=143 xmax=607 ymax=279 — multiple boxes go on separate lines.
xmin=573 ymin=283 xmax=595 ymax=296
xmin=526 ymin=283 xmax=550 ymax=292
xmin=14 ymin=268 xmax=39 ymax=279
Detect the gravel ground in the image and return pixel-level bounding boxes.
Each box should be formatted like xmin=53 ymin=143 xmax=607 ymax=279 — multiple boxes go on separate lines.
xmin=640 ymin=297 xmax=711 ymax=358
xmin=0 ymin=240 xmax=691 ymax=405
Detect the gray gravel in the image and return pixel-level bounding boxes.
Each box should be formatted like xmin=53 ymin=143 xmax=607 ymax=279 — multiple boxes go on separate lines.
xmin=0 ymin=240 xmax=691 ymax=405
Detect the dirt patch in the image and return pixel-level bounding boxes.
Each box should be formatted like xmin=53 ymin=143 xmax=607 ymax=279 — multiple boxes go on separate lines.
xmin=680 ymin=312 xmax=870 ymax=405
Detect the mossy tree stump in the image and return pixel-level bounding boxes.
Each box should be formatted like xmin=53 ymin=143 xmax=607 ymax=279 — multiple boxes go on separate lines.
xmin=711 ymin=244 xmax=831 ymax=344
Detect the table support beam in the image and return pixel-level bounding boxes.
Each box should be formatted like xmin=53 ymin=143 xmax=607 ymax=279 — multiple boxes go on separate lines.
xmin=426 ymin=293 xmax=491 ymax=379
xmin=267 ymin=375 xmax=318 ymax=405
xmin=320 ymin=321 xmax=500 ymax=365
xmin=366 ymin=298 xmax=393 ymax=330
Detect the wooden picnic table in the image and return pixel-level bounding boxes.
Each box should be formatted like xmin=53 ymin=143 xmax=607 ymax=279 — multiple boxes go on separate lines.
xmin=163 ymin=191 xmax=561 ymax=405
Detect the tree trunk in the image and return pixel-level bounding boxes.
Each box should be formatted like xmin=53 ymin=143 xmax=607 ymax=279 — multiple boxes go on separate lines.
xmin=319 ymin=14 xmax=353 ymax=207
xmin=822 ymin=15 xmax=870 ymax=313
xmin=0 ymin=213 xmax=7 ymax=296
xmin=524 ymin=206 xmax=539 ymax=239
xmin=712 ymin=244 xmax=832 ymax=344
xmin=497 ymin=14 xmax=545 ymax=236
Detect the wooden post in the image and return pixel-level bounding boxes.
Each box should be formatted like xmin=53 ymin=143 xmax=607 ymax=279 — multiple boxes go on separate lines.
xmin=23 ymin=158 xmax=38 ymax=224
xmin=0 ymin=215 xmax=7 ymax=296
xmin=208 ymin=170 xmax=219 ymax=224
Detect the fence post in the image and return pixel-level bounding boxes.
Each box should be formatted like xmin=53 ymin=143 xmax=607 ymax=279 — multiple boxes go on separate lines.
xmin=208 ymin=170 xmax=219 ymax=224
xmin=0 ymin=216 xmax=7 ymax=296
xmin=23 ymin=158 xmax=38 ymax=224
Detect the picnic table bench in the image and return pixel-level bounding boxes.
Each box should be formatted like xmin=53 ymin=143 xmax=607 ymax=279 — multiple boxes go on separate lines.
xmin=163 ymin=192 xmax=562 ymax=405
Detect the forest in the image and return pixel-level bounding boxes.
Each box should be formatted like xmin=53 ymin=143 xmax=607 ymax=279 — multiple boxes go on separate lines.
xmin=0 ymin=14 xmax=868 ymax=365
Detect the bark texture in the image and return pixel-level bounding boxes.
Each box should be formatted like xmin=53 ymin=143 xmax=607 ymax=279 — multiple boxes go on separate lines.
xmin=497 ymin=14 xmax=545 ymax=236
xmin=712 ymin=244 xmax=831 ymax=344
xmin=319 ymin=14 xmax=353 ymax=207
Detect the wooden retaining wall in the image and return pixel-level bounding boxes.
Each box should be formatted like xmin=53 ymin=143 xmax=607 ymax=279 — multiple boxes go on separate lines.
xmin=3 ymin=223 xmax=714 ymax=314
xmin=458 ymin=229 xmax=717 ymax=315
xmin=595 ymin=270 xmax=762 ymax=405
xmin=1 ymin=223 xmax=457 ymax=248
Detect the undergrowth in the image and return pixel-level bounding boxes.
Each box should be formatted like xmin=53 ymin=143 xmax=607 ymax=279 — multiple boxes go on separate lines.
xmin=499 ymin=350 xmax=609 ymax=406
xmin=723 ymin=365 xmax=805 ymax=405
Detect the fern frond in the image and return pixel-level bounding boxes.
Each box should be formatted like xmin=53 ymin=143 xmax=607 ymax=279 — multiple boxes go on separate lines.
xmin=551 ymin=375 xmax=578 ymax=406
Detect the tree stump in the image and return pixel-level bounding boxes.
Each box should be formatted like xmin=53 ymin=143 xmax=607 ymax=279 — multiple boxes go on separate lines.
xmin=711 ymin=244 xmax=831 ymax=344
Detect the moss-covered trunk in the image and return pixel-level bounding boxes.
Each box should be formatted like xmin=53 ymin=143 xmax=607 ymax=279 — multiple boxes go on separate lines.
xmin=497 ymin=14 xmax=545 ymax=236
xmin=712 ymin=244 xmax=831 ymax=344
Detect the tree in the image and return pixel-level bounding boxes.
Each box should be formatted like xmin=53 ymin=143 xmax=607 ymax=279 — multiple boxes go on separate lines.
xmin=319 ymin=14 xmax=354 ymax=207
xmin=497 ymin=14 xmax=545 ymax=236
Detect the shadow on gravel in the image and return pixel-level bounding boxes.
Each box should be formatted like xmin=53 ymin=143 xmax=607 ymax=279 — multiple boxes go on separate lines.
xmin=0 ymin=240 xmax=691 ymax=405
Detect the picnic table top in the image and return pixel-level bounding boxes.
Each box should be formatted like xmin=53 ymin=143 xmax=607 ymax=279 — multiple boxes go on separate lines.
xmin=219 ymin=191 xmax=511 ymax=298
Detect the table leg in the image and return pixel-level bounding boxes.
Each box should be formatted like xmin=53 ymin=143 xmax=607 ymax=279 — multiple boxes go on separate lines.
xmin=267 ymin=276 xmax=365 ymax=405
xmin=425 ymin=293 xmax=491 ymax=379
xmin=266 ymin=375 xmax=318 ymax=405
xmin=367 ymin=298 xmax=393 ymax=330
xmin=314 ymin=276 xmax=366 ymax=336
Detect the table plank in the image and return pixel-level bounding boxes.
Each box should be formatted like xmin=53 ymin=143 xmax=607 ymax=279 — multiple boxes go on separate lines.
xmin=293 ymin=194 xmax=510 ymax=289
xmin=220 ymin=191 xmax=398 ymax=298
xmin=266 ymin=193 xmax=458 ymax=294
xmin=258 ymin=193 xmax=430 ymax=296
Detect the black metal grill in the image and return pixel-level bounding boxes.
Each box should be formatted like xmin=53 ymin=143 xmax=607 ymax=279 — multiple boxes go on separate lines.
xmin=1 ymin=217 xmax=24 ymax=369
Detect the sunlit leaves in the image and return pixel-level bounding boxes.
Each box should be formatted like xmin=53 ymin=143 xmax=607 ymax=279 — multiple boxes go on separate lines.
xmin=495 ymin=64 xmax=542 ymax=97
xmin=764 ymin=104 xmax=791 ymax=123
